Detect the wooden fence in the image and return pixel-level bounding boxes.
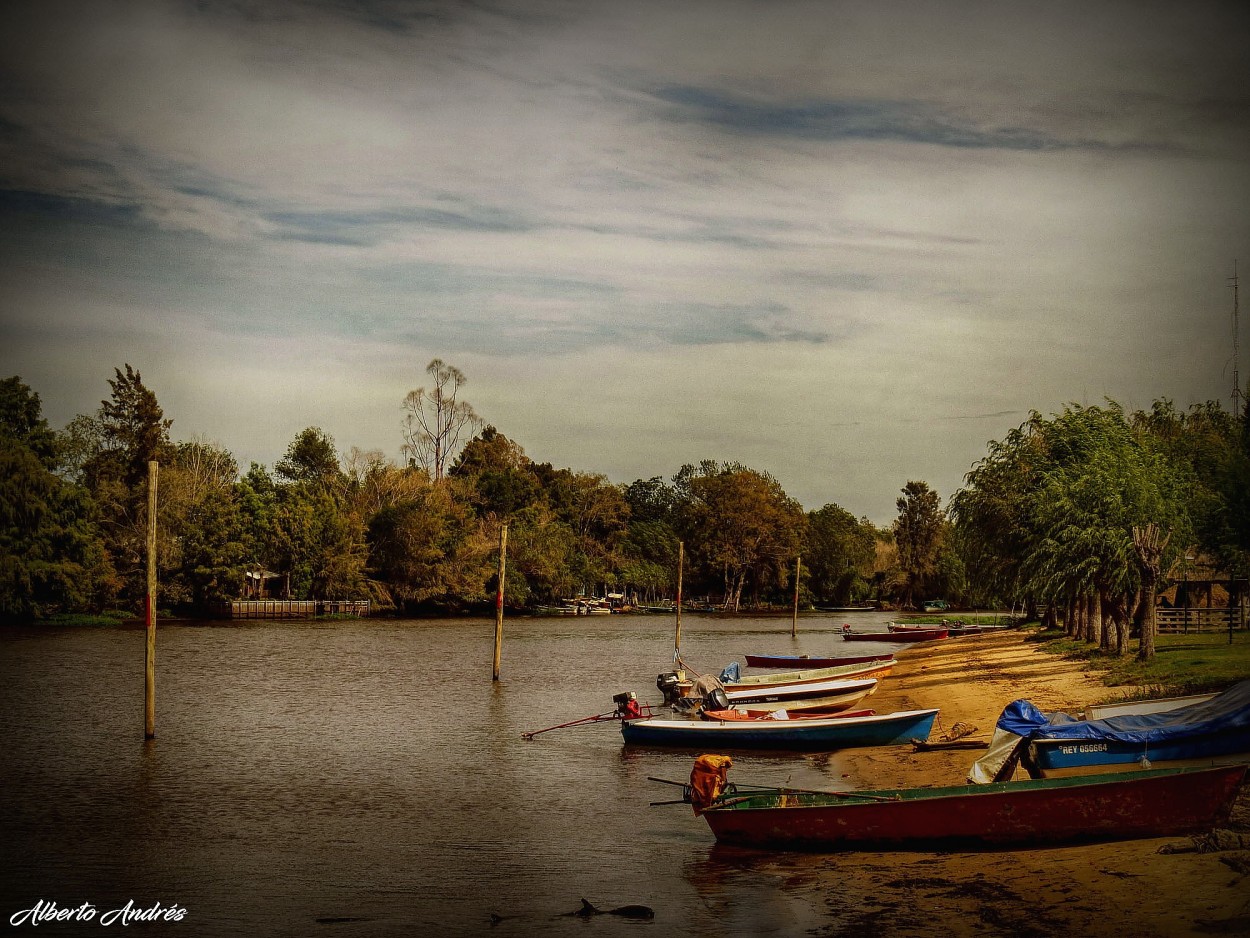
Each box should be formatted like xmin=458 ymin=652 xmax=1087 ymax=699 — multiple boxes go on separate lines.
xmin=1156 ymin=606 xmax=1247 ymax=633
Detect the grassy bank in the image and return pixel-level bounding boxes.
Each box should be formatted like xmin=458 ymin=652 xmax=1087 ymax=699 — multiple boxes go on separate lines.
xmin=1030 ymin=626 xmax=1250 ymax=696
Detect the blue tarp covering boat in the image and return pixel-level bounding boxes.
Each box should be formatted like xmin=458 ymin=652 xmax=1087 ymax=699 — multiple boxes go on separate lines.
xmin=997 ymin=680 xmax=1250 ymax=743
xmin=971 ymin=680 xmax=1250 ymax=781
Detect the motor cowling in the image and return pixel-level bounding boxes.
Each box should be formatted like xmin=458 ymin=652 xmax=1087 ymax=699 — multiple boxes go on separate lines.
xmin=656 ymin=671 xmax=683 ymax=703
xmin=704 ymin=687 xmax=730 ymax=711
xmin=613 ymin=690 xmax=643 ymax=719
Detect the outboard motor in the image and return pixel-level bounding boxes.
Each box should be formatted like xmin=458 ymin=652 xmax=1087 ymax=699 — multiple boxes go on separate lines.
xmin=656 ymin=671 xmax=684 ymax=704
xmin=613 ymin=691 xmax=643 ymax=719
xmin=704 ymin=687 xmax=730 ymax=712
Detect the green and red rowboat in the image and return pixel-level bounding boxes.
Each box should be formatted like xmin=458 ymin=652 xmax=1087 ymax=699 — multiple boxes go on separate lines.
xmin=697 ymin=763 xmax=1247 ymax=851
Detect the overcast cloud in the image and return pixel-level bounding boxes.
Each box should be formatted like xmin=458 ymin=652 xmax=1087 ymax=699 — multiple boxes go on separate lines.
xmin=1 ymin=0 xmax=1247 ymax=523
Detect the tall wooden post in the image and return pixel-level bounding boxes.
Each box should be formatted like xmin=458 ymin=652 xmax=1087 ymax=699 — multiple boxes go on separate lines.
xmin=144 ymin=460 xmax=158 ymax=739
xmin=492 ymin=523 xmax=508 ymax=681
xmin=673 ymin=541 xmax=684 ymax=660
xmin=791 ymin=555 xmax=801 ymax=638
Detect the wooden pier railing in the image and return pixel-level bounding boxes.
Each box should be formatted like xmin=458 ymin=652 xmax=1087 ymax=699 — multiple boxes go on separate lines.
xmin=208 ymin=600 xmax=370 ymax=619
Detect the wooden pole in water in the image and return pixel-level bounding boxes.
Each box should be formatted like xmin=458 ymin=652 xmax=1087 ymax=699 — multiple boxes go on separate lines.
xmin=144 ymin=460 xmax=158 ymax=740
xmin=791 ymin=555 xmax=801 ymax=638
xmin=673 ymin=541 xmax=684 ymax=660
xmin=492 ymin=523 xmax=508 ymax=681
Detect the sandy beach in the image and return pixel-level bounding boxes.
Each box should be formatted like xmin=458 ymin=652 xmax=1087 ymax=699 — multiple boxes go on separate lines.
xmin=773 ymin=630 xmax=1250 ymax=938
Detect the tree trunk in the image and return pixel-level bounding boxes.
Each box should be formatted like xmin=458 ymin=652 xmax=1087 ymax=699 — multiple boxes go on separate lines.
xmin=1100 ymin=588 xmax=1122 ymax=655
xmin=1132 ymin=587 xmax=1151 ymax=656
xmin=1115 ymin=592 xmax=1131 ymax=657
xmin=1094 ymin=589 xmax=1108 ymax=650
xmin=1042 ymin=603 xmax=1057 ymax=630
xmin=1132 ymin=524 xmax=1169 ymax=662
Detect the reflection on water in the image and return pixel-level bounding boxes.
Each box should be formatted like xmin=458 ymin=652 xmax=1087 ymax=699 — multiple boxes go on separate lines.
xmin=0 ymin=614 xmax=904 ymax=936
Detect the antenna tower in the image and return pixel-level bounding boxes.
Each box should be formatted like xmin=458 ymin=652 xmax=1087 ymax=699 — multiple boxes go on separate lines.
xmin=1233 ymin=261 xmax=1243 ymax=413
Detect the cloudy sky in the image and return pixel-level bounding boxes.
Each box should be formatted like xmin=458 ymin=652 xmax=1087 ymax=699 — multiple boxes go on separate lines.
xmin=1 ymin=1 xmax=1247 ymax=523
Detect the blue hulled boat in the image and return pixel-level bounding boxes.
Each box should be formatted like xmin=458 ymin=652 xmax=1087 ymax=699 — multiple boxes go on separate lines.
xmin=970 ymin=680 xmax=1250 ymax=782
xmin=620 ymin=707 xmax=938 ymax=751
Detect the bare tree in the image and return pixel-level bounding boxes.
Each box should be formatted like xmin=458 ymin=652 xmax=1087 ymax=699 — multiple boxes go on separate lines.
xmin=401 ymin=359 xmax=482 ymax=482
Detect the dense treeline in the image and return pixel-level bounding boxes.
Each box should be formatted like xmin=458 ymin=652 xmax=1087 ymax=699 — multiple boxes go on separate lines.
xmin=3 ymin=362 xmax=1248 ymax=647
xmin=950 ymin=400 xmax=1250 ymax=658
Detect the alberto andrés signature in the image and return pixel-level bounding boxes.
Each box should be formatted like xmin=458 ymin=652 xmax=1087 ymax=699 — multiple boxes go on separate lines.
xmin=10 ymin=900 xmax=187 ymax=927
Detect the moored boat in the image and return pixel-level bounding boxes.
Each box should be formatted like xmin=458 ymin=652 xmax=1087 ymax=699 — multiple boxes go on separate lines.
xmin=743 ymin=652 xmax=894 ymax=669
xmin=1083 ymin=693 xmax=1218 ymax=721
xmin=723 ymin=659 xmax=894 ymax=688
xmin=842 ymin=627 xmax=948 ymax=643
xmin=664 ymin=657 xmax=892 ymax=702
xmin=620 ymin=706 xmax=938 ymax=750
xmin=721 ymin=676 xmax=879 ymax=709
xmin=695 ymin=762 xmax=1247 ymax=850
xmin=970 ymin=680 xmax=1250 ymax=781
xmin=889 ymin=621 xmax=981 ymax=635
xmin=701 ymin=707 xmax=876 ymax=721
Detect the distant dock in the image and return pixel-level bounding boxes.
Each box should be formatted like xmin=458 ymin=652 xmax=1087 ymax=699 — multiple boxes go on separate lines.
xmin=209 ymin=600 xmax=370 ymax=619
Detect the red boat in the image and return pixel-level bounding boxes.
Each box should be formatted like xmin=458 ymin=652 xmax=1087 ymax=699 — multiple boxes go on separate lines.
xmin=743 ymin=652 xmax=894 ymax=669
xmin=695 ymin=762 xmax=1247 ymax=851
xmin=842 ymin=627 xmax=948 ymax=643
xmin=889 ymin=621 xmax=983 ymax=635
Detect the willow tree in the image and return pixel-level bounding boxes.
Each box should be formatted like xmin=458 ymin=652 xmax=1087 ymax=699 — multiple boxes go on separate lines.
xmin=949 ymin=413 xmax=1048 ymax=614
xmin=954 ymin=402 xmax=1192 ymax=658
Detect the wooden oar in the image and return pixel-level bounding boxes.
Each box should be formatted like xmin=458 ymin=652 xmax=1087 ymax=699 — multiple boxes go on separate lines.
xmin=649 ymin=774 xmax=899 ymax=803
xmin=521 ymin=710 xmax=617 ymax=739
xmin=729 ymin=780 xmax=902 ymax=803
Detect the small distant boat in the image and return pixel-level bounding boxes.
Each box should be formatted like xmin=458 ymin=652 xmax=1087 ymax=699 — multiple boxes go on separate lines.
xmin=743 ymin=652 xmax=894 ymax=669
xmin=889 ymin=621 xmax=1005 ymax=636
xmin=620 ymin=706 xmax=938 ymax=750
xmin=888 ymin=621 xmax=953 ymax=632
xmin=696 ymin=763 xmax=1247 ymax=850
xmin=842 ymin=627 xmax=948 ymax=643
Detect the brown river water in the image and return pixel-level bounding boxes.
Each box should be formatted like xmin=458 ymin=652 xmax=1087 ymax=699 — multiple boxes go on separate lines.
xmin=0 ymin=613 xmax=912 ymax=937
